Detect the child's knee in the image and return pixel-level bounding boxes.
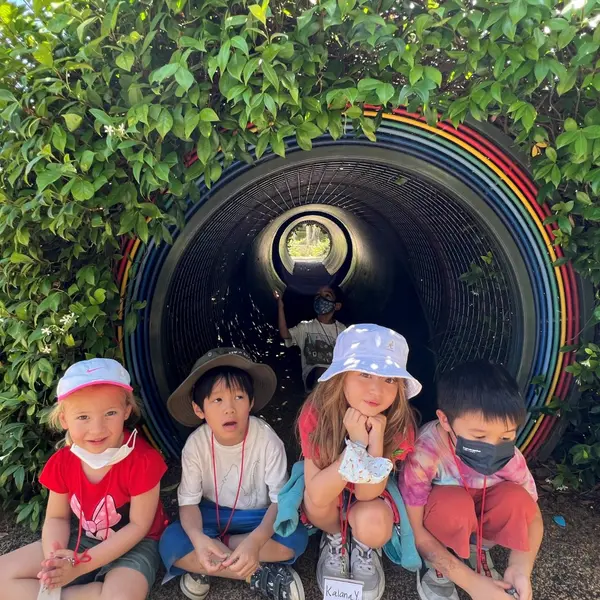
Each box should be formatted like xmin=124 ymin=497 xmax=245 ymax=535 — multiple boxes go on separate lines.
xmin=488 ymin=482 xmax=538 ymax=520
xmin=349 ymin=500 xmax=394 ymax=548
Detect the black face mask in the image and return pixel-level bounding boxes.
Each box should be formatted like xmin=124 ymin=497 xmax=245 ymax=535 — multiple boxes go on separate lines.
xmin=314 ymin=296 xmax=336 ymax=315
xmin=453 ymin=432 xmax=515 ymax=476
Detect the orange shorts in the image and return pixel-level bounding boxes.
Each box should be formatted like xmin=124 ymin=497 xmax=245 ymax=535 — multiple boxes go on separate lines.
xmin=423 ymin=482 xmax=538 ymax=559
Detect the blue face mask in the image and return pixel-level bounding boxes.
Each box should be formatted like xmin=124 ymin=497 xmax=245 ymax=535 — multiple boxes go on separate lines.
xmin=314 ymin=296 xmax=336 ymax=316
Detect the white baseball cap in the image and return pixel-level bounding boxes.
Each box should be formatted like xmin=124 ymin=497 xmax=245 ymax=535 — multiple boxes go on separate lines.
xmin=318 ymin=324 xmax=422 ymax=399
xmin=57 ymin=358 xmax=133 ymax=401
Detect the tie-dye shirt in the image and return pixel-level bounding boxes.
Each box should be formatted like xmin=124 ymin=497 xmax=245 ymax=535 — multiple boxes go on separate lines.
xmin=398 ymin=420 xmax=538 ymax=507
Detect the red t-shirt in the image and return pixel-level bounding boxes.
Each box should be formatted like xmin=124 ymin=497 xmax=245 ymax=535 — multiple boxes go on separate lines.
xmin=298 ymin=404 xmax=415 ymax=463
xmin=39 ymin=430 xmax=168 ymax=541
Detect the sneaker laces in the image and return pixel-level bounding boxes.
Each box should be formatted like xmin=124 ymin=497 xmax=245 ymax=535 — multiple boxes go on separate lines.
xmin=352 ymin=541 xmax=374 ymax=575
xmin=325 ymin=534 xmax=346 ymax=570
xmin=479 ymin=549 xmax=493 ymax=578
xmin=250 ymin=564 xmax=295 ymax=600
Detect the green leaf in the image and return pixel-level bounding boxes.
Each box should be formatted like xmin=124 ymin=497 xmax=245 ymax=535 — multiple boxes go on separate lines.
xmin=36 ymin=292 xmax=62 ymax=316
xmin=200 ymin=108 xmax=220 ymax=122
xmin=262 ymin=62 xmax=280 ymax=91
xmin=80 ymin=150 xmax=95 ymax=172
xmin=197 ymin=136 xmax=212 ymax=165
xmin=124 ymin=312 xmax=138 ymax=334
xmin=156 ymin=108 xmax=174 ymax=138
xmin=150 ymin=62 xmax=180 ymax=84
xmin=175 ymin=67 xmax=195 ymax=91
xmin=51 ymin=125 xmax=67 ymax=153
xmin=584 ymin=126 xmax=600 ymax=140
xmin=558 ymin=26 xmax=577 ymax=50
xmin=557 ymin=69 xmax=578 ymax=96
xmin=298 ymin=121 xmax=322 ymax=139
xmin=10 ymin=253 xmax=33 ymax=264
xmin=33 ymin=41 xmax=54 ymax=67
xmin=72 ymin=178 xmax=95 ymax=201
xmin=137 ymin=214 xmax=149 ymax=244
xmin=36 ymin=168 xmax=64 ymax=191
xmin=509 ymin=0 xmax=527 ymax=24
xmin=102 ymin=0 xmax=121 ymax=36
xmin=230 ymin=36 xmax=250 ymax=56
xmin=409 ymin=66 xmax=423 ymax=86
xmin=345 ymin=105 xmax=362 ymax=119
xmin=249 ymin=3 xmax=267 ymax=25
xmin=271 ymin=134 xmax=285 ymax=157
xmin=338 ymin=0 xmax=356 ymax=17
xmin=116 ymin=49 xmax=135 ymax=72
xmin=361 ymin=117 xmax=377 ymax=142
xmin=424 ymin=66 xmax=442 ymax=87
xmin=217 ymin=40 xmax=232 ymax=74
xmin=558 ymin=215 xmax=572 ymax=235
xmin=184 ymin=109 xmax=200 ymax=139
xmin=376 ymin=82 xmax=395 ymax=105
xmin=63 ymin=114 xmax=83 ymax=132
xmin=93 ymin=289 xmax=106 ymax=304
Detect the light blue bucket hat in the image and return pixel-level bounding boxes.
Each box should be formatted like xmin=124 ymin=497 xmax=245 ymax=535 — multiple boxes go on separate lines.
xmin=318 ymin=324 xmax=422 ymax=400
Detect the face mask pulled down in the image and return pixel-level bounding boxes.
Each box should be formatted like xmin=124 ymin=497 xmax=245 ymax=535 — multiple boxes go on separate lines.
xmin=314 ymin=296 xmax=336 ymax=316
xmin=454 ymin=433 xmax=515 ymax=476
xmin=70 ymin=429 xmax=137 ymax=470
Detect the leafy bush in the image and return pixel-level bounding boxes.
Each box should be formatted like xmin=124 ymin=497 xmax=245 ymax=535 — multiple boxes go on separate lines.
xmin=1 ymin=0 xmax=600 ymax=526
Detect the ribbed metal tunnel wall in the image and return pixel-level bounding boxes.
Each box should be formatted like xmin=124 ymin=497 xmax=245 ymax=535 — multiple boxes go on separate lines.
xmin=117 ymin=110 xmax=586 ymax=461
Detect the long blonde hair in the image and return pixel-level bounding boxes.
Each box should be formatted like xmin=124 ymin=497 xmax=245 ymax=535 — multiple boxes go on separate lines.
xmin=297 ymin=372 xmax=416 ymax=470
xmin=46 ymin=388 xmax=141 ymax=447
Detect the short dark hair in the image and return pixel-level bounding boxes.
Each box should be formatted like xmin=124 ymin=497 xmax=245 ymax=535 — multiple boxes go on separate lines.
xmin=331 ymin=284 xmax=344 ymax=305
xmin=192 ymin=366 xmax=254 ymax=410
xmin=437 ymin=361 xmax=526 ymax=426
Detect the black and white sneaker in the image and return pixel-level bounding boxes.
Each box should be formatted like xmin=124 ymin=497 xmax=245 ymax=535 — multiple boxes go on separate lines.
xmin=249 ymin=563 xmax=305 ymax=600
xmin=179 ymin=573 xmax=210 ymax=600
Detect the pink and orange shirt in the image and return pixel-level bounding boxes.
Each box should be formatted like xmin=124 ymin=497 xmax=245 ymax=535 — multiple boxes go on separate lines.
xmin=398 ymin=420 xmax=538 ymax=507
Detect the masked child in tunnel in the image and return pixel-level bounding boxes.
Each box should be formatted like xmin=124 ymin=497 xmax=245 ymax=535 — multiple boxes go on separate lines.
xmin=160 ymin=348 xmax=308 ymax=600
xmin=0 ymin=358 xmax=168 ymax=600
xmin=297 ymin=324 xmax=421 ymax=600
xmin=399 ymin=361 xmax=543 ymax=600
xmin=275 ymin=285 xmax=346 ymax=391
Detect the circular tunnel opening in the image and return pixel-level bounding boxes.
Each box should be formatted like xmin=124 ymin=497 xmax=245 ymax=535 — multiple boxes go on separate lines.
xmin=285 ymin=221 xmax=332 ymax=264
xmin=148 ymin=143 xmax=536 ymax=452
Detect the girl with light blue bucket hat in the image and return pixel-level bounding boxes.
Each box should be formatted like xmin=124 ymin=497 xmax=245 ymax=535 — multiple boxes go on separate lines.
xmin=297 ymin=324 xmax=422 ymax=600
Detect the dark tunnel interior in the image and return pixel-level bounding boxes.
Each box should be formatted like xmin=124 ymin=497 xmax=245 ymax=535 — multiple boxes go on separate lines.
xmin=149 ymin=145 xmax=531 ymax=447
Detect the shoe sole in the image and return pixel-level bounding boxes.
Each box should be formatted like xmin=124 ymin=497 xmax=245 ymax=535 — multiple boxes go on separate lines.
xmin=287 ymin=567 xmax=306 ymax=600
xmin=179 ymin=575 xmax=210 ymax=600
xmin=416 ymin=571 xmax=459 ymax=600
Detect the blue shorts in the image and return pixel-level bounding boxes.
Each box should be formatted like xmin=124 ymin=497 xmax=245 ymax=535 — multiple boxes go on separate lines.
xmin=159 ymin=502 xmax=309 ymax=577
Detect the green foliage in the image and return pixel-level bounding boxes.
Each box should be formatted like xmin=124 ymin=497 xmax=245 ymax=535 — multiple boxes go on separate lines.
xmin=1 ymin=0 xmax=600 ymax=524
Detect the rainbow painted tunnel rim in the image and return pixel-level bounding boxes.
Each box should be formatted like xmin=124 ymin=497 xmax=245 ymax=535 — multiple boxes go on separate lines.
xmin=117 ymin=109 xmax=580 ymax=459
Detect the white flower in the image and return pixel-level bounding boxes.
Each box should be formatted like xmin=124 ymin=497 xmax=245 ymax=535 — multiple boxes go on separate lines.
xmin=41 ymin=327 xmax=52 ymax=335
xmin=60 ymin=312 xmax=75 ymax=325
xmin=117 ymin=123 xmax=126 ymax=136
xmin=104 ymin=125 xmax=115 ymax=136
xmin=41 ymin=345 xmax=51 ymax=354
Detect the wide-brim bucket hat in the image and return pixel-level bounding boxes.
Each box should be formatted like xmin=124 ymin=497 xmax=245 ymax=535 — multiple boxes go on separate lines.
xmin=167 ymin=347 xmax=277 ymax=427
xmin=318 ymin=324 xmax=422 ymax=399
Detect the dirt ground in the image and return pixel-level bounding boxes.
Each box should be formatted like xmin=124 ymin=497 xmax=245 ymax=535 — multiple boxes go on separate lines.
xmin=1 ymin=483 xmax=598 ymax=600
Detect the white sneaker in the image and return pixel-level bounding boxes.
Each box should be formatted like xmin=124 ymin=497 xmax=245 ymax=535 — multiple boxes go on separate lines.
xmin=179 ymin=573 xmax=210 ymax=600
xmin=469 ymin=547 xmax=501 ymax=580
xmin=350 ymin=538 xmax=385 ymax=600
xmin=316 ymin=532 xmax=349 ymax=593
xmin=417 ymin=567 xmax=459 ymax=600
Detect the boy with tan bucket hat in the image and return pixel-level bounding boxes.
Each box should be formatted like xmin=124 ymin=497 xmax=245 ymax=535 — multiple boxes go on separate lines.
xmin=159 ymin=348 xmax=307 ymax=600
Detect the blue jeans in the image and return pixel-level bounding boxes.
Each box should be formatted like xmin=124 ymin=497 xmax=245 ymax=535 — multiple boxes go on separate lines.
xmin=159 ymin=501 xmax=309 ymax=577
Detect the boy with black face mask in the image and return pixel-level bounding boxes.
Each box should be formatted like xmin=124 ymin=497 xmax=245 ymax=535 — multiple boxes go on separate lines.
xmin=399 ymin=361 xmax=542 ymax=600
xmin=274 ymin=285 xmax=346 ymax=391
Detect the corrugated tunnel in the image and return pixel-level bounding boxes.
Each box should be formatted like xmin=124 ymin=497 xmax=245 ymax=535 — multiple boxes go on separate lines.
xmin=118 ymin=111 xmax=587 ymax=461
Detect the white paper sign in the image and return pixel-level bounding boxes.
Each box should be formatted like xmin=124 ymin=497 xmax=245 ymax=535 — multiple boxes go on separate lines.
xmin=323 ymin=577 xmax=363 ymax=600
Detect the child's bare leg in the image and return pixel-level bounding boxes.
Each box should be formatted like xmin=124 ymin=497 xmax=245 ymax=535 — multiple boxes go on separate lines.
xmin=0 ymin=541 xmax=46 ymax=600
xmin=228 ymin=534 xmax=294 ymax=562
xmin=302 ymin=491 xmax=340 ymax=534
xmin=61 ymin=583 xmax=102 ymax=600
xmin=348 ymin=499 xmax=394 ymax=548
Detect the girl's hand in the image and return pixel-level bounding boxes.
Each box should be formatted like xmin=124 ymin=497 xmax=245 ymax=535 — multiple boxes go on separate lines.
xmin=366 ymin=414 xmax=387 ymax=455
xmin=273 ymin=290 xmax=282 ymax=303
xmin=223 ymin=537 xmax=261 ymax=579
xmin=38 ymin=549 xmax=80 ymax=589
xmin=344 ymin=408 xmax=369 ymax=447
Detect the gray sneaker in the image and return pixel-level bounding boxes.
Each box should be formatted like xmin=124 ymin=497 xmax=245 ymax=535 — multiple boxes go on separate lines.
xmin=316 ymin=532 xmax=349 ymax=592
xmin=249 ymin=563 xmax=305 ymax=600
xmin=350 ymin=539 xmax=385 ymax=600
xmin=468 ymin=547 xmax=501 ymax=580
xmin=179 ymin=573 xmax=210 ymax=600
xmin=417 ymin=567 xmax=459 ymax=600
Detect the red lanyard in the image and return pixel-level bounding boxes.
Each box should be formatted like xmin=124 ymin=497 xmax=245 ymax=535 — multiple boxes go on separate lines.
xmin=449 ymin=435 xmax=487 ymax=575
xmin=211 ymin=427 xmax=248 ymax=540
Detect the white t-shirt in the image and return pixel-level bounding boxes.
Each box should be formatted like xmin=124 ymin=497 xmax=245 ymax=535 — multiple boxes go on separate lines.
xmin=285 ymin=318 xmax=346 ymax=385
xmin=178 ymin=416 xmax=287 ymax=510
